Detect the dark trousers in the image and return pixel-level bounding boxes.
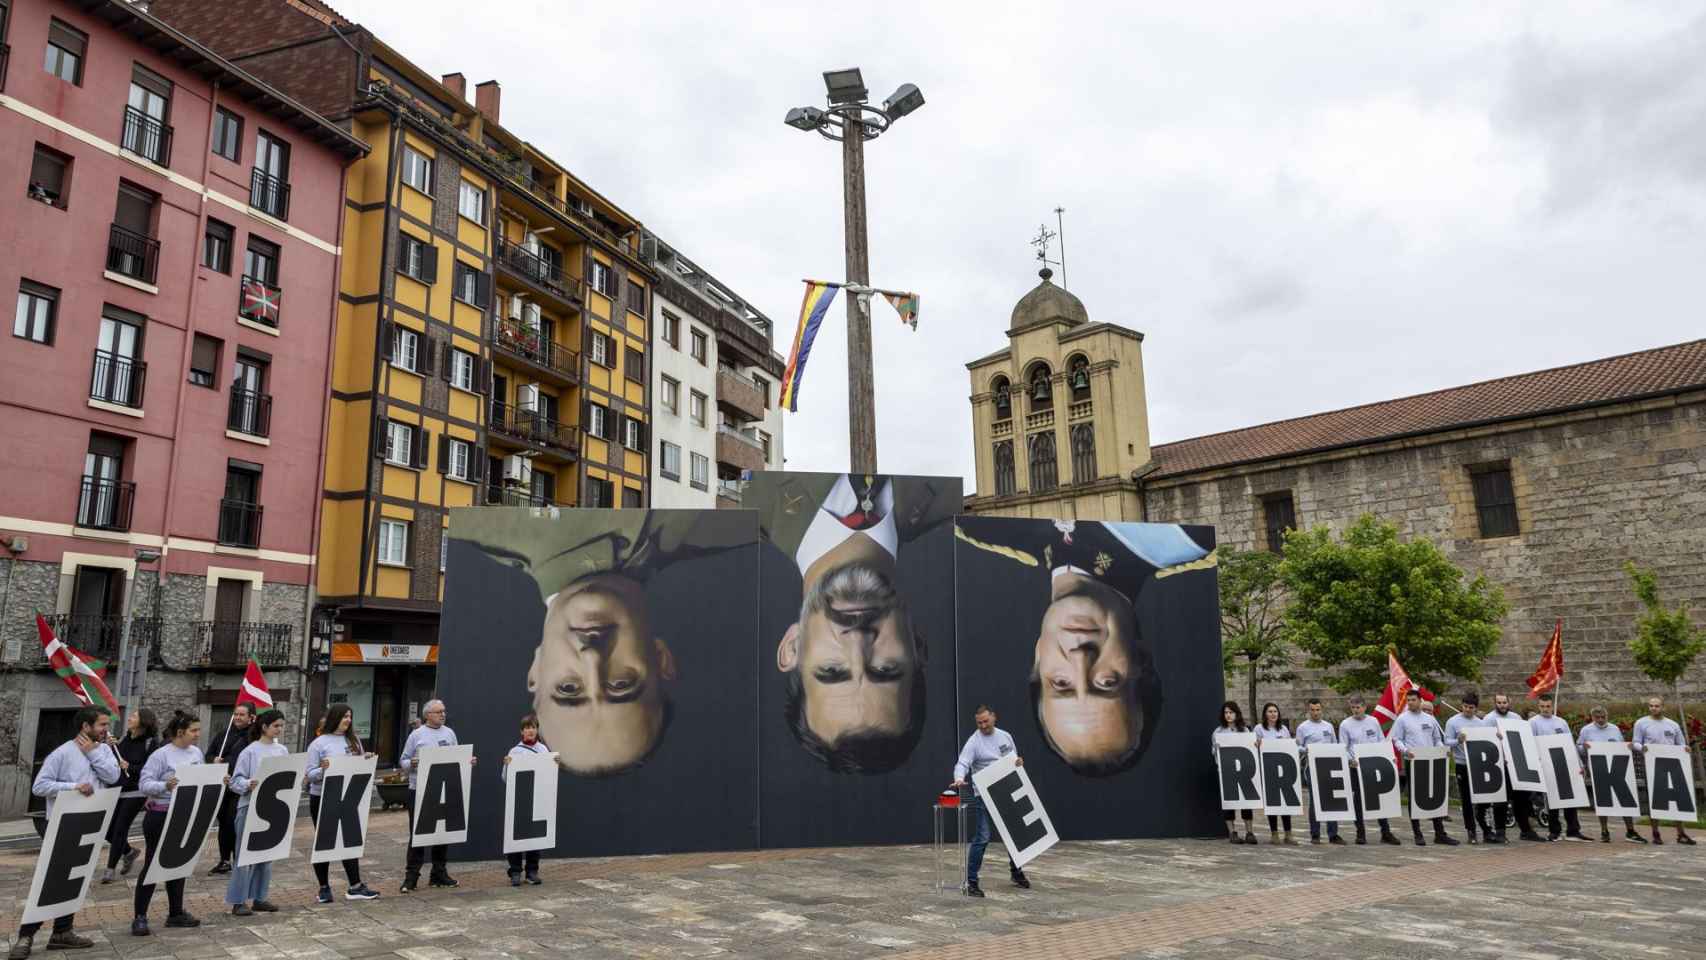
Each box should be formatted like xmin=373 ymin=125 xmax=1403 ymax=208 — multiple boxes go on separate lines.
xmin=307 ymin=794 xmax=362 ymax=889
xmin=1514 ymin=791 xmax=1541 ymax=834
xmin=1265 ymin=815 xmax=1292 ymax=831
xmin=16 ymin=915 xmax=74 ymax=940
xmin=216 ymin=788 xmax=240 ymax=862
xmin=1303 ymin=772 xmax=1340 ymax=839
xmin=1454 ymin=764 xmax=1481 ymax=837
xmin=1347 ymin=768 xmax=1391 ymax=835
xmin=404 ymin=788 xmax=449 ymax=880
xmin=1223 ymin=809 xmax=1253 ymax=829
xmin=966 ymin=799 xmax=1021 ymax=885
xmin=134 ymin=810 xmax=186 ymax=919
xmin=506 ymin=851 xmax=540 ymax=876
xmin=1543 ymin=805 xmax=1582 ymax=837
xmin=105 ymin=796 xmax=146 ymax=868
xmin=1400 ymin=770 xmax=1449 ymax=836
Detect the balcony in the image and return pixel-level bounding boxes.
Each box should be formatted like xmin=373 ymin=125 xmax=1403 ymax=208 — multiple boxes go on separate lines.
xmin=217 ymin=499 xmax=263 ymax=548
xmin=715 ymin=424 xmax=766 ymax=474
xmin=106 ymin=223 xmax=160 ymax=285
xmin=484 ymin=483 xmax=549 ymax=508
xmin=716 ymin=367 xmax=768 ymax=422
xmin=120 ymin=106 xmax=173 ymax=167
xmin=41 ymin=613 xmax=158 ymax=664
xmin=238 ymin=275 xmax=282 ymax=329
xmin=249 ymin=168 xmax=290 ymax=221
xmin=488 ymin=401 xmax=579 ymax=460
xmin=494 ymin=235 xmax=576 ymax=304
xmin=90 ymin=350 xmax=146 ymax=409
xmin=1068 ymin=400 xmax=1094 ymax=422
xmin=716 ymin=479 xmax=743 ymax=508
xmin=492 ymin=319 xmax=579 ymax=385
xmin=75 ymin=476 xmax=135 ymax=532
xmin=228 ymin=387 xmax=272 ymax=438
xmin=193 ymin=620 xmax=294 ymax=669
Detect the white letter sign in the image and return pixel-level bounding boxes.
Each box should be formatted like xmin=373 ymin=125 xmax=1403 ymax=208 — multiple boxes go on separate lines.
xmin=1352 ymin=742 xmax=1403 ymax=821
xmin=1407 ymin=746 xmax=1451 ymax=821
xmin=1463 ymin=727 xmax=1507 ymax=805
xmin=970 ymin=754 xmax=1058 ymax=870
xmin=1260 ymin=738 xmax=1303 ymax=817
xmin=411 ymin=743 xmax=473 ymax=847
xmin=1307 ymin=743 xmax=1357 ymax=823
xmin=1214 ymin=732 xmax=1262 ymax=811
xmin=1497 ymin=717 xmax=1545 ymax=793
xmin=1586 ymin=742 xmax=1641 ymax=818
xmin=312 ymin=754 xmax=377 ymax=864
xmin=503 ymin=751 xmax=559 ymax=855
xmin=143 ymin=763 xmax=228 ymax=886
xmin=22 ymin=787 xmax=118 ymax=925
xmin=1535 ymin=733 xmax=1589 ymax=811
xmin=1643 ymin=744 xmax=1699 ymax=823
xmin=236 ymin=752 xmax=306 ymax=867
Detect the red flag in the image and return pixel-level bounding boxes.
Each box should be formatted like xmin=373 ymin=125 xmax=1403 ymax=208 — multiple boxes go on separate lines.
xmin=1526 ymin=619 xmax=1564 ymax=698
xmin=1372 ymin=649 xmax=1436 ymax=732
xmin=236 ymin=659 xmax=273 ymax=709
xmin=37 ymin=612 xmax=120 ymax=716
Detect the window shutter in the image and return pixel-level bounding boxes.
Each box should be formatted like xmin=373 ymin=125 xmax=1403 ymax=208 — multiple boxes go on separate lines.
xmin=373 ymin=417 xmax=387 ymax=459
xmin=422 ymin=244 xmax=439 ymax=284
xmin=437 ymin=433 xmax=450 ymax=474
xmin=420 ymin=337 xmax=437 ymax=377
xmin=479 ymin=358 xmax=491 ymax=395
xmin=476 ymin=271 xmax=492 ymax=309
xmin=380 ymin=318 xmax=394 ymax=361
xmin=414 ymin=427 xmax=430 ymax=469
xmin=472 ymin=454 xmax=485 ymax=482
xmin=439 ymin=341 xmax=452 ymax=381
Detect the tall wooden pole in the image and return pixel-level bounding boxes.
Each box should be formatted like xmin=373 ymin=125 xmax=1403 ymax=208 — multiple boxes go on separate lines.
xmin=842 ymin=116 xmax=876 ymax=474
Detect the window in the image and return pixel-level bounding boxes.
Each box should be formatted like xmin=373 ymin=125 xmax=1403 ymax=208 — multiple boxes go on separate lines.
xmin=690 ymin=453 xmax=709 ymax=490
xmin=758 ymin=430 xmax=772 ymax=464
xmin=1470 ymin=464 xmax=1519 ymax=538
xmin=588 ymin=403 xmax=609 ymax=440
xmin=377 ymin=519 xmax=409 ymax=566
xmin=251 ymin=131 xmax=290 ymax=219
xmin=45 ymin=19 xmax=86 ymax=85
xmin=661 ymin=311 xmax=680 ymax=347
xmin=29 ymin=144 xmax=70 ymax=208
xmin=111 ymin=183 xmax=159 ymax=283
xmin=244 ymin=237 xmax=280 ymax=286
xmin=1070 ymin=422 xmax=1097 ymax=484
xmin=994 ymin=440 xmax=1015 ymax=496
xmin=622 ymin=487 xmax=643 ymax=508
xmin=219 ymin=463 xmax=262 ymax=548
xmin=452 ymin=262 xmax=489 ymax=307
xmin=79 ymin=434 xmax=128 ymax=530
xmin=1028 ymin=431 xmax=1058 ymax=493
xmin=450 ymin=348 xmax=476 ymax=392
xmin=586 ymin=477 xmax=613 ymax=508
xmin=14 ymin=281 xmax=58 ymax=344
xmin=624 ymin=346 xmax=644 ymax=382
xmin=753 ymin=375 xmax=770 ymax=409
xmin=401 ymin=145 xmax=433 ymax=194
xmin=1028 ymin=363 xmax=1053 ymax=411
xmin=230 ymin=354 xmax=267 ymax=434
xmin=124 ymin=65 xmax=173 ymax=166
xmin=457 ymin=180 xmax=485 ymax=224
xmin=661 ymin=376 xmax=679 ymax=415
xmin=589 ymin=261 xmax=612 ymax=296
xmin=443 ymin=437 xmax=472 ymax=481
xmin=690 ymin=390 xmax=707 ymax=427
xmin=212 ymin=108 xmax=242 ymax=162
xmin=1262 ymin=491 xmax=1296 ymax=553
xmin=689 ymin=328 xmax=708 ymax=364
xmin=992 ymin=376 xmax=1012 ymax=420
xmin=203 ymin=219 xmax=233 ymax=273
xmin=660 ymin=441 xmax=681 ymax=480
xmin=1069 ymin=354 xmax=1092 ymax=402
xmin=384 ymin=421 xmax=414 ymax=466
xmin=623 ymin=417 xmax=643 ymax=451
xmin=189 ymin=334 xmax=220 ymax=388
xmin=397 ymin=232 xmax=437 ymax=283
xmin=626 ymin=280 xmax=646 ymax=315
xmin=589 ymin=331 xmax=610 ymax=367
xmin=391 ymin=326 xmax=420 ymax=372
xmin=92 ymin=308 xmax=145 ymax=408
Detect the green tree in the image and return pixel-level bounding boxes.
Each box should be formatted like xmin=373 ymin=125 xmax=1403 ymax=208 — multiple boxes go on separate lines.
xmin=1626 ymin=562 xmax=1705 ymax=728
xmin=1280 ymin=514 xmax=1507 ymax=694
xmin=1218 ymin=548 xmax=1295 ymax=717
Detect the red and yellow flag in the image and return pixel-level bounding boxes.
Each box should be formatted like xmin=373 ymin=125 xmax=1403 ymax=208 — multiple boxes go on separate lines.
xmin=1526 ymin=619 xmax=1564 ymax=698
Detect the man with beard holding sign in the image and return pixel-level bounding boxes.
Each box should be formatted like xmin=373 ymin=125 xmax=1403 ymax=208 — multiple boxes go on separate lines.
xmin=1390 ymin=692 xmax=1458 ymax=846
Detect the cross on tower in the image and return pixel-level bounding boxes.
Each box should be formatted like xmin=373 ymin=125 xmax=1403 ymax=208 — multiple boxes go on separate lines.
xmin=1031 ymin=224 xmax=1057 ymax=265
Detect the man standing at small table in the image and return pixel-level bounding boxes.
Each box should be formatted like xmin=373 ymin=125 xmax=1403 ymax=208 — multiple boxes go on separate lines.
xmin=398 ymin=700 xmax=474 ymax=892
xmin=950 ymin=706 xmax=1031 ymax=899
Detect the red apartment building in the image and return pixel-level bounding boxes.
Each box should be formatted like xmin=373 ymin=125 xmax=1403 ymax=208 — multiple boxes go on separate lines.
xmin=0 ymin=0 xmax=365 ymax=816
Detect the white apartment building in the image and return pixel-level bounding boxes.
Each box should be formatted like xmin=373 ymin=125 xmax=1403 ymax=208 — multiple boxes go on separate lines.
xmin=644 ymin=237 xmax=785 ymax=506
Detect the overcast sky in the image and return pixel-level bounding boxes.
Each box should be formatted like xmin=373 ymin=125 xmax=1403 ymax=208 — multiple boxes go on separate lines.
xmin=340 ymin=0 xmax=1706 ymax=481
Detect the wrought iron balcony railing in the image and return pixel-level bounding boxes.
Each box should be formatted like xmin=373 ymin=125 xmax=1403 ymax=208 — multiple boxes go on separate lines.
xmin=106 ymin=223 xmax=160 ymax=284
xmin=217 ymin=499 xmax=263 ymax=548
xmin=41 ymin=613 xmax=158 ymax=664
xmin=193 ymin=620 xmax=294 ymax=669
xmin=120 ymin=106 xmax=173 ymax=167
xmin=90 ymin=350 xmax=146 ymax=408
xmin=227 ymin=387 xmax=271 ymax=438
xmin=249 ymin=168 xmax=290 ymax=220
xmin=492 ymin=319 xmax=579 ymax=381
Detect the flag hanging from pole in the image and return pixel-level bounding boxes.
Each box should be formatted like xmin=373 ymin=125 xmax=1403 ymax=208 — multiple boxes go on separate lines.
xmin=1526 ymin=619 xmax=1564 ymax=698
xmin=1372 ymin=649 xmax=1433 ymax=730
xmin=882 ymin=291 xmax=919 ymax=330
xmin=37 ymin=612 xmax=121 ymax=717
xmin=236 ymin=659 xmax=274 ymax=709
xmin=779 ymin=280 xmax=839 ymax=412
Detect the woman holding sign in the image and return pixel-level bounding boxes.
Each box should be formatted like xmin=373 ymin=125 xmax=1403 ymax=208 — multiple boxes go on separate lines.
xmin=132 ymin=711 xmax=207 ymax=937
xmin=503 ymin=713 xmax=551 ymax=886
xmin=1253 ymin=704 xmax=1297 ymax=845
xmin=1213 ymin=701 xmax=1256 ymax=844
xmin=304 ymin=705 xmax=382 ymax=904
xmin=101 ymin=707 xmax=157 ymax=885
xmin=225 ymin=709 xmax=288 ymax=916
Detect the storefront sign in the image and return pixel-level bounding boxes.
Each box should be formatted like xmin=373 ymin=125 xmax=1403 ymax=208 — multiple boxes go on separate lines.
xmin=332 ymin=643 xmax=440 ymax=664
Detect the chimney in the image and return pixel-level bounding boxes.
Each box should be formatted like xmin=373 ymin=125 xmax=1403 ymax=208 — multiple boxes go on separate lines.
xmin=441 ymin=73 xmax=466 ymax=101
xmin=475 ymin=80 xmax=501 ymax=125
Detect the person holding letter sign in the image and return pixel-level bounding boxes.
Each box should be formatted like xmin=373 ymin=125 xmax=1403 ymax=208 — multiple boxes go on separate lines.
xmin=1576 ymin=706 xmax=1644 ymax=843
xmin=101 ymin=707 xmax=157 ymax=885
xmin=224 ymin=709 xmax=289 ymax=916
xmin=304 ymin=705 xmax=382 ymax=903
xmin=1339 ymin=697 xmax=1400 ymax=846
xmin=1632 ymin=696 xmax=1697 ymax=845
xmin=1212 ymin=702 xmax=1257 ymax=844
xmin=9 ymin=706 xmax=117 ymax=958
xmin=950 ymin=706 xmax=1032 ymax=897
xmin=1295 ymin=699 xmax=1342 ymax=845
xmin=1443 ymin=691 xmax=1492 ymax=843
xmin=1528 ymin=695 xmax=1586 ymax=841
xmin=503 ymin=713 xmax=551 ymax=886
xmin=205 ymin=702 xmax=254 ymax=876
xmin=131 ymin=712 xmax=208 ymax=936
xmin=1390 ymin=693 xmax=1458 ymax=846
xmin=399 ymin=700 xmax=473 ymax=893
xmin=1487 ymin=693 xmax=1545 ymax=841
xmin=1253 ymin=704 xmax=1297 ymax=845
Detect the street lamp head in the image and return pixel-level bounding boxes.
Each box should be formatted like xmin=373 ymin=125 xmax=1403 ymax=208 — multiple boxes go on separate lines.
xmin=784 ymin=106 xmax=827 ymax=131
xmin=823 ymin=67 xmax=868 ymax=105
xmin=882 ymin=83 xmax=925 ymax=120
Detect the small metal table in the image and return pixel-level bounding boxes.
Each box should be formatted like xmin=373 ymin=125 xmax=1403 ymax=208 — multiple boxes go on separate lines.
xmin=932 ymin=789 xmax=971 ymax=894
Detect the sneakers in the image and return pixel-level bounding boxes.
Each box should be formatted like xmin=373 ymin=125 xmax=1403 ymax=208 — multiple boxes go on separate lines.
xmin=1354 ymin=832 xmax=1368 ymax=846
xmin=1310 ymin=836 xmax=1322 ymax=845
xmin=231 ymin=904 xmax=253 ymax=917
xmin=1467 ymin=834 xmax=1480 ymax=845
xmin=121 ymin=848 xmax=140 ymax=876
xmin=1601 ymin=830 xmax=1612 ymax=843
xmin=1678 ymin=833 xmax=1697 ymax=846
xmin=1434 ymin=833 xmax=1460 ymax=846
xmin=1565 ymin=831 xmax=1589 ymax=842
xmin=1379 ymin=832 xmax=1402 ymax=846
xmin=100 ymin=867 xmax=116 ymax=885
xmin=1242 ymin=830 xmax=1257 ymax=845
xmin=252 ymin=901 xmax=278 ymax=913
xmin=346 ymin=884 xmax=381 ymax=901
xmin=1519 ymin=831 xmax=1546 ymax=842
xmin=315 ymin=887 xmax=334 ymax=905
xmin=6 ymin=934 xmax=30 ymax=959
xmin=130 ymin=919 xmax=149 ymax=938
xmin=508 ymin=872 xmax=522 ymax=888
xmin=1328 ymin=835 xmax=1346 ymax=846
xmin=1625 ymin=830 xmax=1648 ymax=844
xmin=399 ymin=878 xmax=417 ymax=894
xmin=164 ymin=913 xmax=199 ymax=929
xmin=210 ymin=860 xmax=232 ymax=875
xmin=965 ymin=883 xmax=985 ymax=898
xmin=43 ymin=930 xmax=92 ymax=950
xmin=429 ymin=873 xmax=458 ymax=888
xmin=524 ymin=872 xmax=542 ymax=886
xmin=1010 ymin=870 xmax=1030 ymax=889
xmin=1652 ymin=832 xmax=1665 ymax=846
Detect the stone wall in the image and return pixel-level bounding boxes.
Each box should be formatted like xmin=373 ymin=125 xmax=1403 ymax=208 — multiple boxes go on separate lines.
xmin=1144 ymin=394 xmax=1706 ymax=712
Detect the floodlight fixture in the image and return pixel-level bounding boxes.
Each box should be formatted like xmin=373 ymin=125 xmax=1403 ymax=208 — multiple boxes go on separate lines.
xmin=784 ymin=106 xmax=827 ymax=131
xmin=882 ymin=83 xmax=925 ymax=120
xmin=823 ymin=67 xmax=868 ymax=104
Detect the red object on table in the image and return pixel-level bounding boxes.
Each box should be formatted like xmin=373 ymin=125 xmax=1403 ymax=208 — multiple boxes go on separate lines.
xmin=938 ymin=789 xmax=960 ymax=808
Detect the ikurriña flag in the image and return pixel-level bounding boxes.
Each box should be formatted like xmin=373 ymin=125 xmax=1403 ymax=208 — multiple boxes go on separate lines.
xmin=237 ymin=659 xmax=274 ymax=709
xmin=780 ymin=280 xmax=838 ymax=412
xmin=1526 ymin=619 xmax=1564 ymax=698
xmin=36 ymin=611 xmax=120 ymax=716
xmin=882 ymin=290 xmax=919 ymax=329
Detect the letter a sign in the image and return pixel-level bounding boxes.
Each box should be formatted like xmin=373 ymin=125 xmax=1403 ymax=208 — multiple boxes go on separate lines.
xmin=971 ymin=754 xmax=1058 ymax=870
